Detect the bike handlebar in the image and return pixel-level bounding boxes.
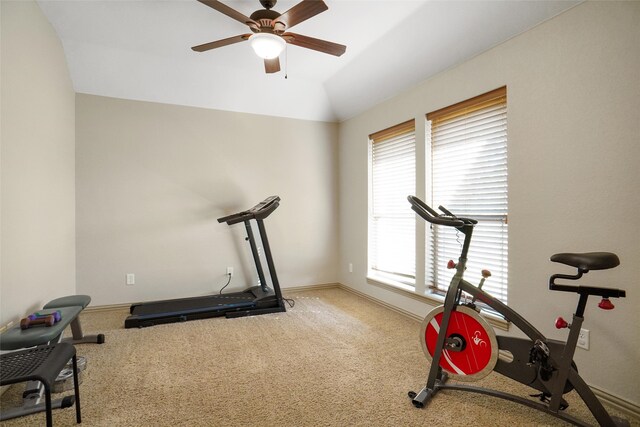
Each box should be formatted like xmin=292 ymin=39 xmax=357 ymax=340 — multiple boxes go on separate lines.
xmin=407 ymin=195 xmax=474 ymax=227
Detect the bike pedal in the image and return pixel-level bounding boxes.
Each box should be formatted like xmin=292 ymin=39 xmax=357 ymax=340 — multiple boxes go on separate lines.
xmin=530 ymin=392 xmax=550 ymax=403
xmin=529 ymin=393 xmax=569 ymax=410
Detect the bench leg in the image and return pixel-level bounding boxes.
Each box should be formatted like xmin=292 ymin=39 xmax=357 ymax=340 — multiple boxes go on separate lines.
xmin=61 ymin=317 xmax=105 ymax=345
xmin=72 ymin=354 xmax=82 ymax=423
xmin=44 ymin=383 xmax=53 ymax=427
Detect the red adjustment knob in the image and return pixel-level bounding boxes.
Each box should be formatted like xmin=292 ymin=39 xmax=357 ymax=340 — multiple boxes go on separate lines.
xmin=598 ymin=298 xmax=615 ymax=310
xmin=555 ymin=316 xmax=569 ymax=329
xmin=481 ymin=269 xmax=492 ymax=278
xmin=447 ymin=260 xmax=457 ymax=269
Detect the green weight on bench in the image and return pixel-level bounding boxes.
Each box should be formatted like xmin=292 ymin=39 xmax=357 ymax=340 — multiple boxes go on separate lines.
xmin=44 ymin=295 xmax=105 ymax=345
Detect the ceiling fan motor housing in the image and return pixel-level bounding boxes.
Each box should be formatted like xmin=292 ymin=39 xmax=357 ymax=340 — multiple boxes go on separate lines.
xmin=250 ymin=8 xmax=282 ymax=33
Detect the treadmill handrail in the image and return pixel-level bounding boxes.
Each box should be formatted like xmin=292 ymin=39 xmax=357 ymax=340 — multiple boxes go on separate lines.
xmin=217 ymin=196 xmax=280 ymax=225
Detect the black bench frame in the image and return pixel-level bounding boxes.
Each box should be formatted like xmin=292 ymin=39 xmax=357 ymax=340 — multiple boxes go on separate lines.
xmin=1 ymin=343 xmax=81 ymax=426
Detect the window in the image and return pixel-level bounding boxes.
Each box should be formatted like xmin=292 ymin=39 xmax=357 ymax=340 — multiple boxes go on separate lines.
xmin=426 ymin=87 xmax=508 ymax=304
xmin=366 ymin=89 xmax=508 ymax=308
xmin=369 ymin=120 xmax=416 ymax=287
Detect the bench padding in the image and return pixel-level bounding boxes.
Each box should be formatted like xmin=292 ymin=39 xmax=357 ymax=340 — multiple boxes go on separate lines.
xmin=43 ymin=295 xmax=91 ymax=310
xmin=0 ymin=306 xmax=82 ymax=351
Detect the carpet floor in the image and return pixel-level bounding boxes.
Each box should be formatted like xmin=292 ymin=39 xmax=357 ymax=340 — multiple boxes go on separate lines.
xmin=0 ymin=287 xmax=636 ymax=426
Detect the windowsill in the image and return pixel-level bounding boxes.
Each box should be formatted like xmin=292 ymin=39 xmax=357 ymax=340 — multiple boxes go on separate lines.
xmin=366 ymin=275 xmax=510 ymax=331
xmin=367 ymin=274 xmax=415 ymax=293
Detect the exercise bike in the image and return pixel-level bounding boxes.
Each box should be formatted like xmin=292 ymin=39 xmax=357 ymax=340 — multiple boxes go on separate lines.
xmin=406 ymin=195 xmax=628 ymax=427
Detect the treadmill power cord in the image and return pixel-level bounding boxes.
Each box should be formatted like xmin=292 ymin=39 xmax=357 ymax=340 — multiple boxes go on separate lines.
xmin=218 ymin=273 xmax=232 ymax=295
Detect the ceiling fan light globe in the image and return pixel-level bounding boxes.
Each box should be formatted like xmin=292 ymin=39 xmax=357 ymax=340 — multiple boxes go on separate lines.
xmin=249 ymin=33 xmax=285 ymax=59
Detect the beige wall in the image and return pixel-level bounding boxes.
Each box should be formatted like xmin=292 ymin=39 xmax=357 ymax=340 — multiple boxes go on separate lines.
xmin=0 ymin=0 xmax=76 ymax=325
xmin=338 ymin=2 xmax=640 ymax=406
xmin=75 ymin=94 xmax=338 ymax=305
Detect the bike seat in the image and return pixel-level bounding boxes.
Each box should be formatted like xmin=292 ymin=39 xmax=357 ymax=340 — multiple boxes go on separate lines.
xmin=550 ymin=252 xmax=619 ymax=271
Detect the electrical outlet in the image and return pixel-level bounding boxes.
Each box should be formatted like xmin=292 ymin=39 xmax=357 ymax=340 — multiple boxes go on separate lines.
xmin=226 ymin=267 xmax=234 ymax=277
xmin=126 ymin=273 xmax=135 ymax=286
xmin=577 ymin=328 xmax=590 ymax=350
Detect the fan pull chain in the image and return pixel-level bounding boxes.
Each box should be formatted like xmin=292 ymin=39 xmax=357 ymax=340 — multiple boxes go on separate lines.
xmin=285 ymin=43 xmax=288 ymax=79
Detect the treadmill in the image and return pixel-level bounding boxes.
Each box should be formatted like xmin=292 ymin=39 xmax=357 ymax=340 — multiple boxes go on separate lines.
xmin=124 ymin=196 xmax=286 ymax=328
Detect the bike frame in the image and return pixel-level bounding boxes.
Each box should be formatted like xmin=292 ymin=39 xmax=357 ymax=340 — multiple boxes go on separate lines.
xmin=409 ymin=196 xmax=623 ymax=427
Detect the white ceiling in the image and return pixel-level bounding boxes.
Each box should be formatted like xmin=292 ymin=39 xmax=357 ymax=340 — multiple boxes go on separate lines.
xmin=37 ymin=0 xmax=579 ymax=122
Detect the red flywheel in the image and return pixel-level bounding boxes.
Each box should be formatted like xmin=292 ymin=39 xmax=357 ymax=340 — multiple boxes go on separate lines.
xmin=420 ymin=305 xmax=498 ymax=381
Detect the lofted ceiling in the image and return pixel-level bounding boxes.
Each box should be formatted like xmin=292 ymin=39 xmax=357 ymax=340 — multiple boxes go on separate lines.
xmin=37 ymin=0 xmax=580 ymax=123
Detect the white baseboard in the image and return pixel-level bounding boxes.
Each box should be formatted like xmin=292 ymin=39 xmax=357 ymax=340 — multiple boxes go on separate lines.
xmin=283 ymin=282 xmax=342 ymax=293
xmin=591 ymin=385 xmax=640 ymax=422
xmin=336 ymin=283 xmax=424 ymax=321
xmin=84 ymin=302 xmax=130 ymax=313
xmin=0 ymin=320 xmax=16 ymax=334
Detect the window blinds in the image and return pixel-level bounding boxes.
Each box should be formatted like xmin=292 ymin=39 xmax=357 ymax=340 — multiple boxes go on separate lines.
xmin=427 ymin=87 xmax=508 ymax=304
xmin=370 ymin=120 xmax=416 ymax=285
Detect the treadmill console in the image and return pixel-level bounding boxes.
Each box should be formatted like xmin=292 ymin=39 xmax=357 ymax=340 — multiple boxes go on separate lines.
xmin=217 ymin=196 xmax=280 ymax=225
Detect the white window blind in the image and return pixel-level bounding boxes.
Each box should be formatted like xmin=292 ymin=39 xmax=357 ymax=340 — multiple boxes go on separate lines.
xmin=369 ymin=120 xmax=416 ymax=286
xmin=426 ymin=87 xmax=508 ymax=304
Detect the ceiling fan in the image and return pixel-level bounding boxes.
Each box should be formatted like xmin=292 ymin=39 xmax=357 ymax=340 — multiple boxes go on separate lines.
xmin=191 ymin=0 xmax=346 ymax=74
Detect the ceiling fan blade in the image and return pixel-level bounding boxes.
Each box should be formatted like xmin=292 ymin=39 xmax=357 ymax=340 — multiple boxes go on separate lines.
xmin=276 ymin=0 xmax=328 ymax=30
xmin=197 ymin=0 xmax=258 ymax=27
xmin=282 ymin=32 xmax=346 ymax=57
xmin=264 ymin=57 xmax=281 ymax=74
xmin=191 ymin=34 xmax=250 ymax=52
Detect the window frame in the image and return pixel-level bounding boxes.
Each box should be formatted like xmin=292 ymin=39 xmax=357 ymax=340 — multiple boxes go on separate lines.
xmin=367 ymin=119 xmax=416 ymax=290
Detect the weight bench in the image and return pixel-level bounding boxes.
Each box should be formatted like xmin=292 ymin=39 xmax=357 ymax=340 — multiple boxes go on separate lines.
xmin=0 ymin=295 xmax=103 ymax=424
